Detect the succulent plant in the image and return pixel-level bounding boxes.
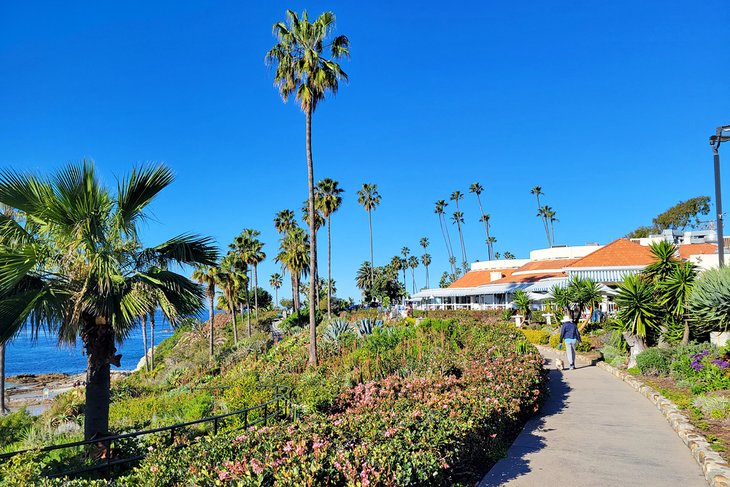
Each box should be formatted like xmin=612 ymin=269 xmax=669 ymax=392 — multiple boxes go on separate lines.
xmin=324 ymin=319 xmax=353 ymax=342
xmin=356 ymin=318 xmax=384 ymax=337
xmin=688 ymin=266 xmax=730 ymax=333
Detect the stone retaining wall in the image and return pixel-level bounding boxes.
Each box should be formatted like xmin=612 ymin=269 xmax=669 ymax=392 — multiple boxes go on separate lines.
xmin=598 ymin=361 xmax=730 ymax=487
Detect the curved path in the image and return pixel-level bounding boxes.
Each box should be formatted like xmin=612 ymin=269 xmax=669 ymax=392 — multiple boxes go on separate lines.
xmin=480 ymin=350 xmax=707 ymax=487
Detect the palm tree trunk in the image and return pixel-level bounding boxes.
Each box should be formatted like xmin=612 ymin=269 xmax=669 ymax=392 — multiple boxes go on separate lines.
xmin=149 ymin=311 xmax=155 ymax=370
xmin=290 ymin=274 xmax=298 ymax=311
xmin=253 ymin=264 xmax=259 ymax=321
xmin=208 ymin=293 xmax=215 ymax=360
xmin=294 ymin=275 xmax=300 ymax=312
xmin=476 ymin=194 xmax=490 ymax=260
xmin=368 ymin=209 xmax=374 ymax=289
xmin=239 ymin=303 xmax=246 ymax=334
xmin=327 ymin=216 xmax=332 ymax=318
xmin=682 ymin=317 xmax=690 ymax=345
xmin=411 ymin=268 xmax=416 ymax=293
xmin=535 ymin=195 xmax=551 ymax=247
xmin=425 ymin=264 xmax=430 ymax=289
xmin=82 ymin=316 xmax=119 ymax=440
xmin=275 ymin=286 xmax=279 ymax=309
xmin=441 ymin=214 xmax=456 ymax=274
xmin=246 ymin=281 xmax=252 ymax=337
xmin=231 ymin=305 xmax=238 ymax=346
xmin=141 ymin=314 xmax=149 ymax=372
xmin=0 ymin=343 xmax=7 ymax=414
xmin=305 ymin=106 xmax=318 ymax=367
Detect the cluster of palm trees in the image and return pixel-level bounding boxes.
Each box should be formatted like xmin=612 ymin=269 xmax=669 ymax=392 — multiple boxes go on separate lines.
xmin=0 ymin=162 xmax=218 ymax=440
xmin=530 ymin=186 xmax=558 ymax=247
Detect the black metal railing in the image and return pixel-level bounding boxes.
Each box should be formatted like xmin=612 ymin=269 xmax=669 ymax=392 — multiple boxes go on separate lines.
xmin=0 ymin=385 xmax=296 ymax=479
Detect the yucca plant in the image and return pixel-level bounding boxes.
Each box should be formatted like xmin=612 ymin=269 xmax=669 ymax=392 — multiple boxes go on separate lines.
xmin=615 ymin=274 xmax=662 ymax=367
xmin=688 ymin=266 xmax=730 ymax=334
xmin=323 ymin=319 xmax=352 ymax=343
xmin=512 ymin=290 xmax=531 ymax=321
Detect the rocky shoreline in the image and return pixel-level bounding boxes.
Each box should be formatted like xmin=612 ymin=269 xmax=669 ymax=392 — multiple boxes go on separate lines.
xmin=7 ymin=371 xmax=132 ymax=415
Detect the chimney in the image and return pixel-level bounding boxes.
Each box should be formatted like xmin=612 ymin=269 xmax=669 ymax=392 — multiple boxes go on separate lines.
xmin=490 ymin=271 xmax=504 ymax=282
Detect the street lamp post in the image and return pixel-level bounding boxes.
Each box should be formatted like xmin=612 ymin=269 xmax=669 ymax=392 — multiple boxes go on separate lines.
xmin=710 ymin=125 xmax=730 ymax=267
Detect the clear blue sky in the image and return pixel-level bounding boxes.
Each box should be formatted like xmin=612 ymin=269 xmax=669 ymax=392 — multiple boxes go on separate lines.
xmin=1 ymin=1 xmax=728 ymax=301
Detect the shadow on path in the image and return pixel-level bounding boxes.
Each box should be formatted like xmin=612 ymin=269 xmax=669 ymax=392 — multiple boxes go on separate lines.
xmin=479 ymin=356 xmax=570 ymax=486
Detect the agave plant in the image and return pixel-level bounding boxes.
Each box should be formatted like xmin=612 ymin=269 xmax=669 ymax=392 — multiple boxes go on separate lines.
xmin=615 ymin=274 xmax=661 ymax=367
xmin=688 ymin=266 xmax=730 ymax=334
xmin=356 ymin=318 xmax=383 ymax=337
xmin=324 ymin=319 xmax=353 ymax=343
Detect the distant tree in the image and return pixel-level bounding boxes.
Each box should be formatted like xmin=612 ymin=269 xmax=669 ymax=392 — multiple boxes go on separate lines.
xmin=439 ymin=271 xmax=453 ymax=288
xmin=503 ymin=251 xmax=516 ymax=259
xmin=269 ymin=273 xmax=283 ymax=309
xmin=315 ymin=178 xmax=344 ymax=318
xmin=400 ymin=247 xmax=410 ymax=285
xmin=626 ymin=196 xmax=711 ymax=238
xmin=435 ymin=200 xmax=456 ymax=274
xmin=450 ymin=191 xmax=468 ymax=268
xmin=531 ymin=186 xmax=551 ymax=247
xmin=193 ymin=265 xmax=220 ymax=359
xmin=470 ymin=182 xmax=492 ymax=260
xmin=494 ymin=252 xmax=501 ymax=259
xmin=408 ymin=255 xmax=419 ymax=293
xmin=357 ymin=183 xmax=381 ymax=288
xmin=422 ymin=252 xmax=432 ymax=289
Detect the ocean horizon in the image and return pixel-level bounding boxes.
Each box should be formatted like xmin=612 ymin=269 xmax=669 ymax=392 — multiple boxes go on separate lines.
xmin=5 ymin=312 xmax=179 ymax=377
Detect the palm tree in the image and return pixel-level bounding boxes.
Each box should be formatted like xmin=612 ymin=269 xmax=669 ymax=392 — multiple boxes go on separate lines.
xmin=450 ymin=191 xmax=468 ymax=267
xmin=0 ymin=162 xmax=216 ymax=440
xmin=480 ymin=214 xmax=493 ymax=260
xmin=420 ymin=237 xmax=430 ymax=288
xmin=315 ymin=178 xmax=344 ymax=318
xmin=408 ymin=255 xmax=419 ymax=293
xmin=531 ymin=186 xmax=551 ymax=247
xmin=545 ymin=207 xmax=558 ymax=245
xmin=469 ymin=182 xmax=492 ymax=260
xmin=193 ymin=265 xmax=220 ymax=359
xmin=401 ymin=247 xmax=410 ymax=286
xmin=357 ymin=183 xmax=381 ymax=288
xmin=232 ymin=229 xmax=266 ymax=322
xmin=217 ymin=255 xmax=242 ymax=345
xmin=301 ymin=199 xmax=324 ymax=308
xmin=435 ymin=200 xmax=456 ymax=274
xmin=421 ymin=253 xmax=432 ymax=289
xmin=270 ymin=273 xmax=283 ymax=308
xmin=266 ymin=9 xmax=349 ymax=367
xmin=450 ymin=210 xmax=467 ymax=270
xmin=274 ymin=209 xmax=298 ymax=311
xmin=275 ymin=227 xmax=310 ymax=313
xmin=487 ymin=235 xmax=497 ymax=261
xmin=616 ymin=274 xmax=661 ymax=368
xmin=355 ymin=261 xmax=374 ymax=301
xmin=0 ymin=203 xmax=17 ymax=413
xmin=659 ymin=262 xmax=697 ymax=344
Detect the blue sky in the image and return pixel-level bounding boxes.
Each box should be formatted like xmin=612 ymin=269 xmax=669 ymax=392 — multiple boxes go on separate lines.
xmin=1 ymin=1 xmax=728 ymax=301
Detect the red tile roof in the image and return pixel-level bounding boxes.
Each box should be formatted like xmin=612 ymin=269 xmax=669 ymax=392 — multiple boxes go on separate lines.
xmin=491 ymin=272 xmax=565 ymax=284
xmin=566 ymin=239 xmax=655 ymax=268
xmin=449 ymin=268 xmax=516 ymax=288
xmin=513 ymin=259 xmax=580 ymax=273
xmin=679 ymin=243 xmax=717 ymax=259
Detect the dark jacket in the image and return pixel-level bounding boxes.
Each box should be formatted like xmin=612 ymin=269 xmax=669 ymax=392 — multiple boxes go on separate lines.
xmin=559 ymin=321 xmax=581 ymax=342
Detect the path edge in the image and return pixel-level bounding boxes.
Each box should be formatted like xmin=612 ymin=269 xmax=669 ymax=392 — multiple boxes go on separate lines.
xmin=597 ymin=361 xmax=730 ymax=487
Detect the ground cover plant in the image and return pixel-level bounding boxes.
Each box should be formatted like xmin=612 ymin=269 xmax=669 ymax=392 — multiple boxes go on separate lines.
xmin=0 ymin=312 xmax=546 ymax=486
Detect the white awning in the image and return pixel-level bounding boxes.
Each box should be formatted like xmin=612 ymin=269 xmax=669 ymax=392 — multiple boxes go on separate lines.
xmin=411 ymin=283 xmax=529 ymax=299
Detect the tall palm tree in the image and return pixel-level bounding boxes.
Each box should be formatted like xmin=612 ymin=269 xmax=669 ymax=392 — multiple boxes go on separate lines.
xmin=434 ymin=200 xmax=456 ymax=274
xmin=0 ymin=162 xmax=216 ymax=440
xmin=301 ymin=199 xmax=324 ymax=307
xmin=274 ymin=209 xmax=297 ymax=310
xmin=232 ymin=229 xmax=266 ymax=321
xmin=545 ymin=207 xmax=558 ymax=246
xmin=275 ymin=227 xmax=310 ymax=313
xmin=401 ymin=247 xmax=410 ymax=286
xmin=266 ymin=9 xmax=349 ymax=367
xmin=420 ymin=237 xmax=430 ymax=288
xmin=217 ymin=255 xmax=241 ymax=346
xmin=531 ymin=186 xmax=551 ymax=247
xmin=450 ymin=191 xmax=468 ymax=268
xmin=270 ymin=273 xmax=283 ymax=308
xmin=357 ymin=183 xmax=381 ymax=288
xmin=421 ymin=253 xmax=432 ymax=289
xmin=487 ymin=235 xmax=497 ymax=260
xmin=480 ymin=214 xmax=494 ymax=260
xmin=408 ymin=255 xmax=419 ymax=293
xmin=469 ymin=182 xmax=492 ymax=260
xmin=315 ymin=178 xmax=344 ymax=318
xmin=193 ymin=265 xmax=220 ymax=359
xmin=451 ymin=210 xmax=467 ymax=270
xmin=355 ymin=261 xmax=374 ymax=301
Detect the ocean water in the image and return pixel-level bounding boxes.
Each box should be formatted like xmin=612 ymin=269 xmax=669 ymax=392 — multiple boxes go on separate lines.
xmin=5 ymin=314 xmax=176 ymax=377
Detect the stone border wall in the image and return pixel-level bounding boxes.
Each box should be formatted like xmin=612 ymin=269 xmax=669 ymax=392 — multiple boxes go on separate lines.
xmin=597 ymin=361 xmax=730 ymax=487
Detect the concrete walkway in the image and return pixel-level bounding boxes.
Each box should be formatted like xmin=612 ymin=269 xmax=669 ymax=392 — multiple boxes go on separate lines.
xmin=480 ymin=350 xmax=707 ymax=487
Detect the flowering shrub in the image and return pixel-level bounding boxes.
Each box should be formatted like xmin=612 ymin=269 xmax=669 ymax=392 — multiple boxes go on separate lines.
xmin=116 ymin=319 xmax=545 ymax=486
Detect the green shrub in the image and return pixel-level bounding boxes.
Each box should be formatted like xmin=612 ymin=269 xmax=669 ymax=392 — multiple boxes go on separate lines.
xmin=601 ymin=345 xmax=628 ymax=367
xmin=549 ymin=333 xmax=562 ymax=349
xmin=635 ymin=348 xmax=670 ymax=376
xmin=0 ymin=409 xmax=35 ymax=449
xmin=280 ymin=309 xmax=323 ymax=333
xmin=669 ymin=342 xmax=714 ymax=381
xmin=522 ymin=329 xmax=550 ymax=345
xmin=688 ymin=266 xmax=730 ymax=333
xmin=693 ymin=394 xmax=730 ymax=419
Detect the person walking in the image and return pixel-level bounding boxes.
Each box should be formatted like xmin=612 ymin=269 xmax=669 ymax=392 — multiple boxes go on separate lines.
xmin=559 ymin=313 xmax=582 ymax=370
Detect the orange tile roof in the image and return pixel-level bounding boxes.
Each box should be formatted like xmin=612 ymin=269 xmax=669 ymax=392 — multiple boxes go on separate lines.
xmin=448 ymin=268 xmax=516 ymax=288
xmin=491 ymin=272 xmax=565 ymax=284
xmin=566 ymin=239 xmax=655 ymax=268
xmin=679 ymin=243 xmax=717 ymax=259
xmin=513 ymin=259 xmax=580 ymax=273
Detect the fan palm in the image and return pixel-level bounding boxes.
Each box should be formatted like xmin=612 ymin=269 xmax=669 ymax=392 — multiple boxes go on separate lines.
xmin=546 ymin=207 xmax=558 ymax=245
xmin=408 ymin=255 xmax=419 ymax=293
xmin=531 ymin=186 xmax=551 ymax=247
xmin=232 ymin=229 xmax=265 ymax=321
xmin=315 ymin=178 xmax=344 ymax=318
xmin=0 ymin=161 xmax=216 ymax=439
xmin=275 ymin=227 xmax=310 ymax=313
xmin=469 ymin=182 xmax=492 ymax=260
xmin=480 ymin=214 xmax=494 ymax=260
xmin=266 ymin=9 xmax=349 ymax=367
xmin=0 ymin=203 xmax=18 ymax=413
xmin=218 ymin=254 xmax=243 ymax=345
xmin=192 ymin=264 xmax=220 ymax=358
xmin=357 ymin=183 xmax=381 ymax=288
xmin=269 ymin=273 xmax=283 ymax=308
xmin=421 ymin=253 xmax=432 ymax=289
xmin=450 ymin=191 xmax=468 ymax=267
xmin=434 ymin=200 xmax=456 ymax=274
xmin=355 ymin=261 xmax=374 ymax=300
xmin=274 ymin=209 xmax=297 ymax=234
xmin=401 ymin=247 xmax=410 ymax=285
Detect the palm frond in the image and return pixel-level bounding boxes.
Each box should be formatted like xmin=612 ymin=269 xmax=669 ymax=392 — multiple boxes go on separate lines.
xmin=116 ymin=164 xmax=175 ymax=234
